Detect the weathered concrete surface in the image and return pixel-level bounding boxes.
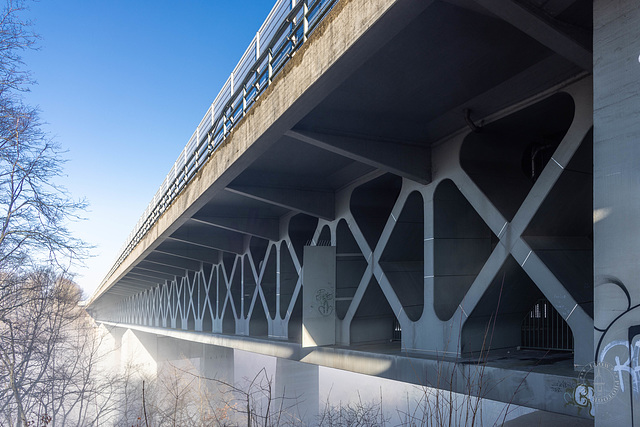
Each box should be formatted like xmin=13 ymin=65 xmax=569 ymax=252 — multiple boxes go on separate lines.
xmin=302 ymin=245 xmax=336 ymax=347
xmin=594 ymin=0 xmax=640 ymax=425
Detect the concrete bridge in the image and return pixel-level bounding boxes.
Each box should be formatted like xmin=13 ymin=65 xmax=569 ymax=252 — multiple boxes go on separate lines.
xmin=87 ymin=0 xmax=640 ymax=424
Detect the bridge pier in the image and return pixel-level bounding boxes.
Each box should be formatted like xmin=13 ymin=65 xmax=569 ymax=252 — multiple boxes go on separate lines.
xmin=202 ymin=345 xmax=235 ymax=386
xmin=594 ymin=0 xmax=640 ymax=423
xmin=120 ymin=329 xmax=158 ymax=377
xmin=274 ymin=359 xmax=320 ymax=423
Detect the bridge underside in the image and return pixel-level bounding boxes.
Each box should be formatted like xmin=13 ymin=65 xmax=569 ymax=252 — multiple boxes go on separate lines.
xmin=89 ymin=0 xmax=596 ymax=419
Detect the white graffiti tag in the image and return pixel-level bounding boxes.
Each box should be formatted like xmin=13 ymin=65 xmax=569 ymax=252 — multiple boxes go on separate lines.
xmin=599 ymin=340 xmax=640 ymax=393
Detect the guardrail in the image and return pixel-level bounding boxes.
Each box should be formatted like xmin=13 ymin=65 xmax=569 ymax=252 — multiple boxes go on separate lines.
xmin=100 ymin=0 xmax=339 ymax=289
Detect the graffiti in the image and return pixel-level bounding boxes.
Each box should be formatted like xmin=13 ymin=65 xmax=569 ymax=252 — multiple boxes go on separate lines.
xmin=564 ymin=382 xmax=595 ymax=417
xmin=564 ymin=360 xmax=620 ymax=418
xmin=595 ymin=276 xmax=640 ymax=394
xmin=599 ymin=340 xmax=640 ymax=393
xmin=594 ymin=276 xmax=640 ymax=423
xmin=315 ymin=288 xmax=334 ymax=317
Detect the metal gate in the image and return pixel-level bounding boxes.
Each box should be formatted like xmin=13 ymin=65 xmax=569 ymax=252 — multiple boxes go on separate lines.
xmin=392 ymin=318 xmax=402 ymax=341
xmin=521 ymin=299 xmax=573 ymax=351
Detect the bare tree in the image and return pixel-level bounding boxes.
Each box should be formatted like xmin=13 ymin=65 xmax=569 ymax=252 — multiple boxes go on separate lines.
xmin=45 ymin=315 xmax=123 ymax=426
xmin=0 ymin=270 xmax=79 ymax=425
xmin=0 ymin=1 xmax=95 ymax=425
xmin=0 ymin=0 xmax=87 ymax=273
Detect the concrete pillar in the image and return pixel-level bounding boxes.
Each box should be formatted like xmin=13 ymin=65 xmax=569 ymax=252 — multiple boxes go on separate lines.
xmin=274 ymin=359 xmax=319 ymax=424
xmin=156 ymin=336 xmax=184 ymax=362
xmin=120 ymin=329 xmax=158 ymax=378
xmin=98 ymin=323 xmax=125 ymax=372
xmin=201 ymin=345 xmax=235 ymax=385
xmin=302 ymin=245 xmax=336 ymax=347
xmin=594 ymin=0 xmax=640 ymax=424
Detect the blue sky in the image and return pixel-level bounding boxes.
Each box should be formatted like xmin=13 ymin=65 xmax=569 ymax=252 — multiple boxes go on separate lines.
xmin=21 ymin=0 xmax=276 ymax=297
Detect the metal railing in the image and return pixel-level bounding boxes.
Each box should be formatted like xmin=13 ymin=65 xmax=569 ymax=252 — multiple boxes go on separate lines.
xmin=100 ymin=0 xmax=339 ymax=289
xmin=521 ymin=299 xmax=574 ymax=351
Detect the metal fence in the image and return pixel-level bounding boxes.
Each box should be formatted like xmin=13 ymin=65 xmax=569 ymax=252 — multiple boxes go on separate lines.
xmin=521 ymin=298 xmax=574 ymax=351
xmin=101 ymin=0 xmax=339 ymax=288
xmin=392 ymin=318 xmax=402 ymax=342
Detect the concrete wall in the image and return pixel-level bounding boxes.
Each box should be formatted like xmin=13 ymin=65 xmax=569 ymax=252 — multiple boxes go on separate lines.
xmin=594 ymin=0 xmax=640 ymax=424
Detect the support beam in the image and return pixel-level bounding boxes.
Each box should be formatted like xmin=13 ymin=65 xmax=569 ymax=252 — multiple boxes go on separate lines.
xmin=286 ymin=130 xmax=431 ymax=184
xmin=145 ymin=253 xmax=203 ymax=272
xmin=167 ymin=233 xmax=244 ymax=255
xmin=111 ymin=282 xmax=148 ymax=293
xmin=129 ymin=270 xmax=172 ymax=283
xmin=118 ymin=273 xmax=164 ymax=291
xmin=226 ymin=185 xmax=334 ymax=220
xmin=473 ymin=0 xmax=591 ymax=70
xmin=131 ymin=267 xmax=178 ymax=282
xmin=104 ymin=288 xmax=137 ymax=297
xmin=137 ymin=261 xmax=188 ymax=277
xmin=154 ymin=244 xmax=220 ymax=264
xmin=425 ymin=55 xmax=585 ymax=142
xmin=191 ymin=216 xmax=279 ymax=241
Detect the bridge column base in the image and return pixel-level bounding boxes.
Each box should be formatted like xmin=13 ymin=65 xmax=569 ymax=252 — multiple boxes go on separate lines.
xmin=275 ymin=359 xmax=319 ymax=424
xmin=269 ymin=317 xmax=288 ymax=339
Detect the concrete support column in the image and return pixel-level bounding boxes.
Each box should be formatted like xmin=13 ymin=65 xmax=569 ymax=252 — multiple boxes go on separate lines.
xmin=120 ymin=329 xmax=158 ymax=377
xmin=594 ymin=0 xmax=640 ymax=424
xmin=213 ymin=318 xmax=223 ymax=334
xmin=100 ymin=324 xmax=125 ymax=372
xmin=156 ymin=336 xmax=182 ymax=362
xmin=270 ymin=317 xmax=288 ymax=339
xmin=274 ymin=359 xmax=319 ymax=424
xmin=236 ymin=318 xmax=249 ymax=335
xmin=201 ymin=345 xmax=235 ymax=385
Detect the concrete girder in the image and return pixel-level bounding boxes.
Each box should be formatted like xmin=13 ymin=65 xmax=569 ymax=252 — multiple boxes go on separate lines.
xmin=168 ymin=230 xmax=244 ymax=255
xmin=424 ymin=55 xmax=585 ymax=143
xmin=144 ymin=253 xmax=203 ymax=272
xmin=119 ymin=276 xmax=160 ymax=287
xmin=191 ymin=216 xmax=279 ymax=241
xmin=136 ymin=261 xmax=187 ymax=278
xmin=110 ymin=283 xmax=146 ymax=293
xmin=129 ymin=269 xmax=175 ymax=283
xmin=154 ymin=245 xmax=220 ymax=264
xmin=112 ymin=285 xmax=154 ymax=298
xmin=472 ymin=0 xmax=591 ymax=70
xmin=226 ymin=185 xmax=335 ymax=220
xmin=285 ymin=130 xmax=431 ymax=184
xmin=103 ymin=289 xmax=137 ymax=297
